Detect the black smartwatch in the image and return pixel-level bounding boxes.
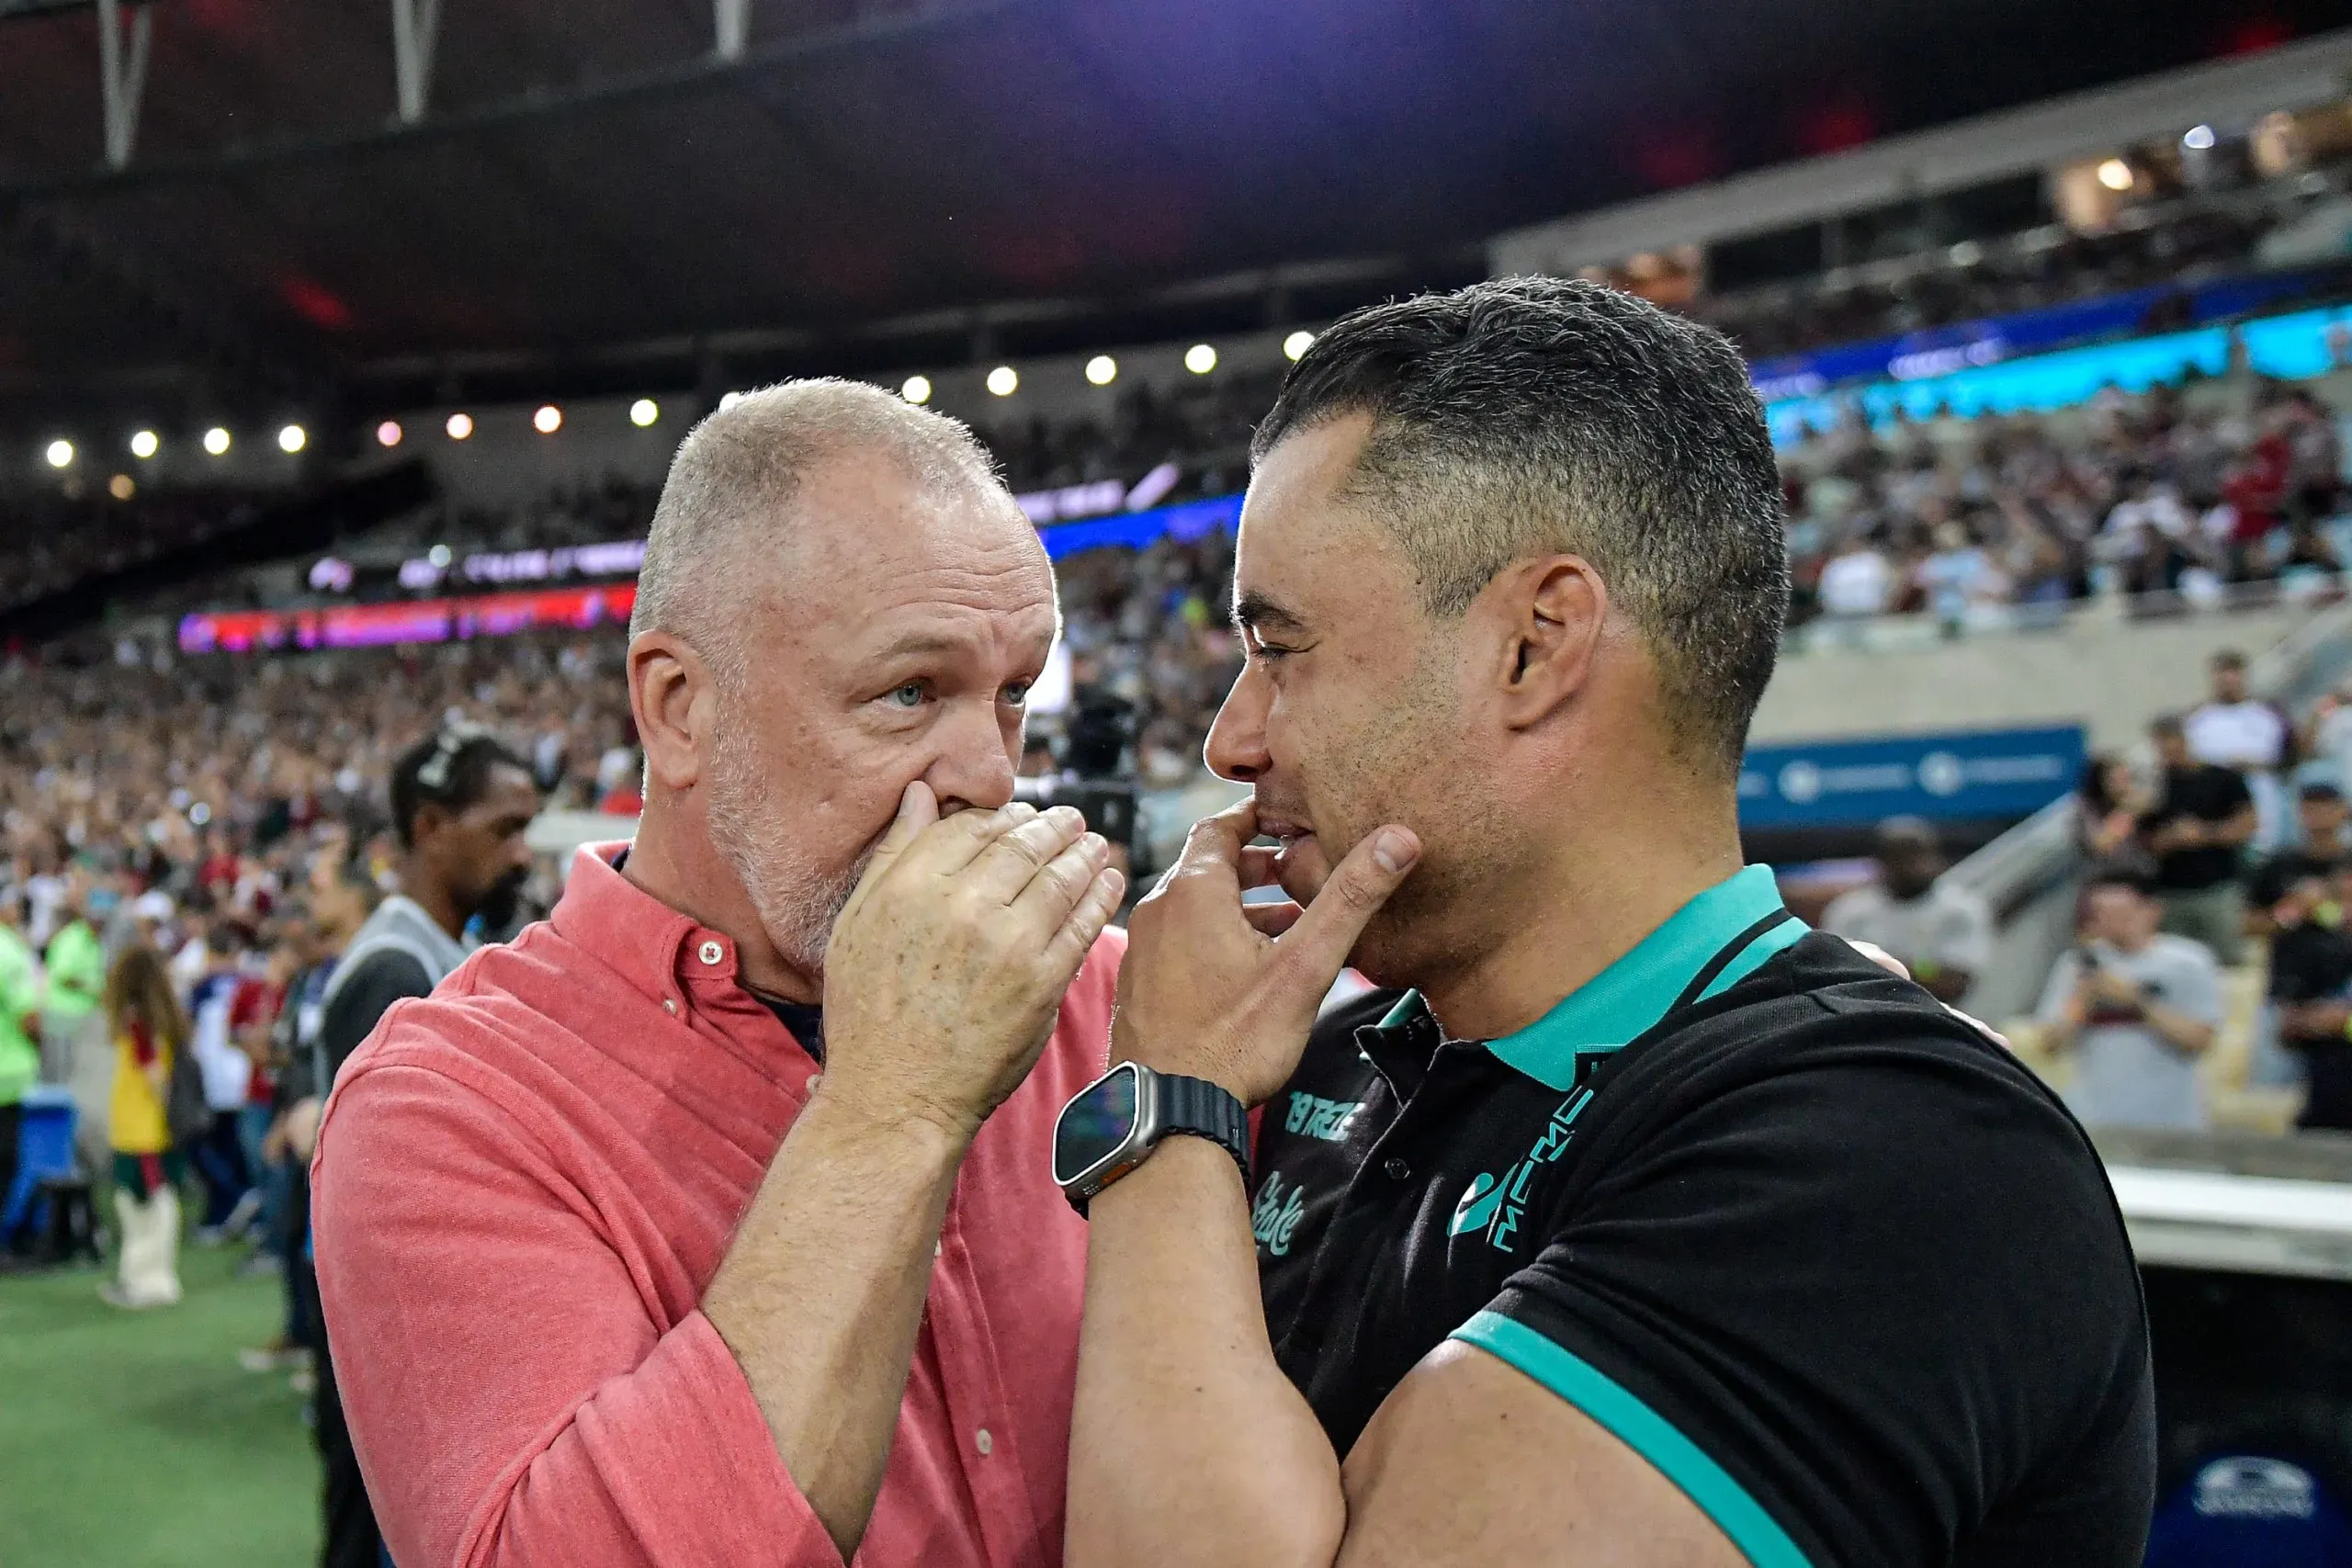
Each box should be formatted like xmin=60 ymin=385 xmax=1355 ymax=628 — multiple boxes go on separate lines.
xmin=1052 ymin=1062 xmax=1251 ymax=1216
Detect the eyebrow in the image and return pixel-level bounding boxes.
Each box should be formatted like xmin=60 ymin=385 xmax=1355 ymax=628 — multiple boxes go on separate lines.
xmin=1232 ymin=590 xmax=1309 ymax=637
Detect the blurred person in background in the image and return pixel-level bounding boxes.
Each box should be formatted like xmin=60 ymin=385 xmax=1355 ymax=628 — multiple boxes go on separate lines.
xmin=184 ymin=920 xmax=256 ymax=1242
xmin=2144 ymin=714 xmax=2256 ymax=965
xmin=2077 ymin=754 xmax=2154 ymax=860
xmin=40 ymin=871 xmax=106 ymax=1084
xmin=2036 ymin=863 xmax=2221 ymax=1133
xmin=2185 ymin=649 xmax=2294 ymax=852
xmin=0 ymin=890 xmax=40 ymax=1259
xmin=2248 ymin=783 xmax=2352 ymax=931
xmin=1821 ymin=817 xmax=1991 ymax=1005
xmin=101 ymin=943 xmax=192 ymax=1309
xmin=294 ymin=727 xmax=538 ymax=1568
xmin=2264 ymin=863 xmax=2352 ymax=1129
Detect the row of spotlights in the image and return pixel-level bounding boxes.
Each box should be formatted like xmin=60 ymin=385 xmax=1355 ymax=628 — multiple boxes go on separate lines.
xmin=897 ymin=333 xmax=1312 ymax=406
xmin=47 ymin=424 xmax=251 ymax=468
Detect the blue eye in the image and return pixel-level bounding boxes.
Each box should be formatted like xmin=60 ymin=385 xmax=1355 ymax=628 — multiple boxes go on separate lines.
xmin=886 ymin=682 xmax=925 ymax=708
xmin=1003 ymin=681 xmax=1034 ymax=705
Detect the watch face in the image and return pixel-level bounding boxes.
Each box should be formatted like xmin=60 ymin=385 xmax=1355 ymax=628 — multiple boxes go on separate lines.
xmin=1054 ymin=1063 xmax=1140 ymax=1186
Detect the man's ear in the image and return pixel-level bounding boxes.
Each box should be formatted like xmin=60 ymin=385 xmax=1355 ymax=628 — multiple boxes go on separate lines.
xmin=628 ymin=631 xmax=719 ymax=792
xmin=1487 ymin=556 xmax=1608 ymax=731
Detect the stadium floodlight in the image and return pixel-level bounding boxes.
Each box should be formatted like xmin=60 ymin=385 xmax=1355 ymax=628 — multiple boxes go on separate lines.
xmin=534 ymin=404 xmax=563 ymax=434
xmin=108 ymin=474 xmax=134 ymax=501
xmin=202 ymin=426 xmax=232 ymax=456
xmin=986 ymin=366 xmax=1019 ymax=397
xmin=1184 ymin=344 xmax=1218 ymax=375
xmin=278 ymin=423 xmax=308 ymax=454
xmin=629 ymin=398 xmax=660 ymax=427
xmin=901 ymin=375 xmax=933 ymax=404
xmin=2096 ymin=157 xmax=2133 ymax=192
xmin=1283 ymin=330 xmax=1315 ymax=361
xmin=428 ymin=544 xmax=453 ymax=568
xmin=378 ymin=421 xmax=404 ymax=447
xmin=2183 ymin=124 xmax=2217 ymax=152
xmin=129 ymin=429 xmax=160 ymax=459
xmin=1085 ymin=355 xmax=1118 ymax=386
xmin=718 ymin=391 xmax=744 ymax=412
xmin=445 ymin=412 xmax=474 ymax=440
xmin=44 ymin=438 xmax=73 ymax=468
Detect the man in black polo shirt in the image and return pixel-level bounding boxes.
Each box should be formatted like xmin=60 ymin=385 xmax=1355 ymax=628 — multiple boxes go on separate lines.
xmin=1061 ymin=279 xmax=2152 ymax=1568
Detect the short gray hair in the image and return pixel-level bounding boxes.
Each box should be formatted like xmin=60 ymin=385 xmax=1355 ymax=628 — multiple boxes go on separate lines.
xmin=1252 ymin=277 xmax=1787 ymax=776
xmin=630 ymin=378 xmax=1009 ymax=682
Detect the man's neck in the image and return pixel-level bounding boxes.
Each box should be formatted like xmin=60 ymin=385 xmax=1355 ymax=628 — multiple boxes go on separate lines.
xmin=396 ymin=854 xmax=469 ymax=943
xmin=1414 ymin=803 xmax=1747 ymax=1043
xmin=625 ymin=799 xmax=820 ymax=1003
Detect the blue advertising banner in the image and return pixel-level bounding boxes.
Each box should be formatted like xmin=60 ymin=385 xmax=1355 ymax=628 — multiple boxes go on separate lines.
xmin=1038 ymin=493 xmax=1242 ymax=559
xmin=1737 ymin=724 xmax=2086 ymax=829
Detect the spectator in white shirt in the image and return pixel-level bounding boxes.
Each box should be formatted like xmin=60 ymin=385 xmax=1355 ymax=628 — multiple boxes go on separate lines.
xmin=1822 ymin=818 xmax=1993 ymax=1005
xmin=2184 ymin=648 xmax=2292 ymax=852
xmin=1816 ymin=529 xmax=1895 ymax=621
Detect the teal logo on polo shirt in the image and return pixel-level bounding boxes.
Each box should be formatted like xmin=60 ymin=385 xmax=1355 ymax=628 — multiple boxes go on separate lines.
xmin=1252 ymin=1171 xmax=1307 ymax=1257
xmin=1284 ymin=1091 xmax=1363 ymax=1142
xmin=1452 ymin=1089 xmax=1594 ymax=1253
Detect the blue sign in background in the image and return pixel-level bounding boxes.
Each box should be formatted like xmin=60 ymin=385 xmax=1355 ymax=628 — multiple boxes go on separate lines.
xmin=1737 ymin=724 xmax=2086 ymax=829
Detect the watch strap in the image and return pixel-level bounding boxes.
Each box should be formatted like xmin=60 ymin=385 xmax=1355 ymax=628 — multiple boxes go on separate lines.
xmin=1156 ymin=1071 xmax=1251 ymax=1186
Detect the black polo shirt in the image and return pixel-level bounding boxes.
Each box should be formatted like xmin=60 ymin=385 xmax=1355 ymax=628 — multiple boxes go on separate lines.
xmin=1251 ymin=865 xmax=2154 ymax=1568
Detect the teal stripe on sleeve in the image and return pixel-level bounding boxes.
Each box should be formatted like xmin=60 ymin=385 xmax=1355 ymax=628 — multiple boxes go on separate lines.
xmin=1452 ymin=1311 xmax=1813 ymax=1568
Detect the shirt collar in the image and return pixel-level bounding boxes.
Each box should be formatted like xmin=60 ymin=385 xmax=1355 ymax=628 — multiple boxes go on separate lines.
xmin=549 ymin=841 xmax=746 ymax=1006
xmin=1375 ymin=864 xmax=1803 ymax=1093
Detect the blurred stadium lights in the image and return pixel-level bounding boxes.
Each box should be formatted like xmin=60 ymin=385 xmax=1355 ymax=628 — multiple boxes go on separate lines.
xmin=445 ymin=412 xmax=473 ymax=440
xmin=107 ymin=473 xmax=133 ymax=500
xmin=900 ymin=376 xmax=932 ymax=404
xmin=1184 ymin=344 xmax=1217 ymax=374
xmin=44 ymin=438 xmax=74 ymax=468
xmin=278 ymin=423 xmax=307 ymax=453
xmin=987 ymin=366 xmax=1019 ymax=396
xmin=128 ymin=428 xmax=158 ymax=458
xmin=201 ymin=426 xmax=231 ymax=455
xmin=1085 ymin=355 xmax=1118 ymax=386
xmin=629 ymin=398 xmax=660 ymax=426
xmin=2183 ymin=123 xmax=2218 ymax=150
xmin=1283 ymin=330 xmax=1315 ymax=361
xmin=533 ymin=403 xmax=563 ymax=434
xmin=2096 ymin=156 xmax=2134 ymax=190
xmin=377 ymin=420 xmax=403 ymax=447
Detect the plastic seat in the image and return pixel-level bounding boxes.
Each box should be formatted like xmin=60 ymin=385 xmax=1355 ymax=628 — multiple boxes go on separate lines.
xmin=3 ymin=1087 xmax=81 ymax=1244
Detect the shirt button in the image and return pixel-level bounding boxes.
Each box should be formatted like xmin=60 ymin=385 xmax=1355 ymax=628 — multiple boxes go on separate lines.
xmin=698 ymin=939 xmax=724 ymax=966
xmin=975 ymin=1428 xmax=994 ymax=1456
xmin=1383 ymin=1156 xmax=1411 ymax=1180
xmin=662 ymin=998 xmax=678 ymax=1015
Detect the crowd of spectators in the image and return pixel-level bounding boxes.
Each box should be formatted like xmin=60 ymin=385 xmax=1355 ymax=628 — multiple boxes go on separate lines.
xmin=1787 ymin=375 xmax=2350 ymax=635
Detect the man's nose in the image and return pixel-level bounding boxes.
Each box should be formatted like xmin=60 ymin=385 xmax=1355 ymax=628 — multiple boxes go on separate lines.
xmin=1204 ymin=662 xmax=1271 ymax=784
xmin=930 ymin=699 xmax=1020 ymax=814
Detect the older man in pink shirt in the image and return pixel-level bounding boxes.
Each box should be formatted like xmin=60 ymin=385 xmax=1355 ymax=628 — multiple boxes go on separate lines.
xmin=311 ymin=381 xmax=1127 ymax=1568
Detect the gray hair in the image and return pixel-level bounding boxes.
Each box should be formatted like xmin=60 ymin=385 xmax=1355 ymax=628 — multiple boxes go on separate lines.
xmin=1251 ymin=276 xmax=1788 ymax=777
xmin=630 ymin=378 xmax=1011 ymax=684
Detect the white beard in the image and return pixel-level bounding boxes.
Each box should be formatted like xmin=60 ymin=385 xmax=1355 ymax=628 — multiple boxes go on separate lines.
xmin=703 ymin=721 xmax=868 ymax=979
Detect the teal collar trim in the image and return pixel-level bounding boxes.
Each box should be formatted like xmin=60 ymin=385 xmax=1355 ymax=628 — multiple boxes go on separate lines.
xmin=1481 ymin=864 xmax=1803 ymax=1092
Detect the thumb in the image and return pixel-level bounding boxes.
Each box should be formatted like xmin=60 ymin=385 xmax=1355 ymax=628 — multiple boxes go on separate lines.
xmin=1275 ymin=825 xmax=1419 ymax=994
xmin=842 ymin=782 xmax=938 ymax=917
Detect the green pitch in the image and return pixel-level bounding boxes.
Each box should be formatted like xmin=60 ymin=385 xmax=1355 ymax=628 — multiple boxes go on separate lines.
xmin=0 ymin=1246 xmax=316 ymax=1567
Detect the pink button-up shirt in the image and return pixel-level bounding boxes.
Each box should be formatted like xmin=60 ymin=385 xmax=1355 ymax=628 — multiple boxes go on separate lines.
xmin=311 ymin=844 xmax=1121 ymax=1568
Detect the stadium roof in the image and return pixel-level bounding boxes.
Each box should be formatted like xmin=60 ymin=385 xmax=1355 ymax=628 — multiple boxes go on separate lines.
xmin=0 ymin=0 xmax=2341 ymax=430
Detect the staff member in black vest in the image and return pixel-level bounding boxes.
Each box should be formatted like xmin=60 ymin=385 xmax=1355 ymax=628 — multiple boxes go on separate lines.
xmin=1059 ymin=279 xmax=2154 ymax=1568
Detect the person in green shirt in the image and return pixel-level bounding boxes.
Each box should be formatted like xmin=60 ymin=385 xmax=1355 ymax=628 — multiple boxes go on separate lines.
xmin=40 ymin=875 xmax=106 ymax=1082
xmin=0 ymin=890 xmax=45 ymax=1253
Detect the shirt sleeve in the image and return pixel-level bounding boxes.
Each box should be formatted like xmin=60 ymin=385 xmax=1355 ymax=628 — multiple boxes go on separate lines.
xmin=1448 ymin=1048 xmax=2151 ymax=1568
xmin=2037 ymin=950 xmax=2083 ymax=1023
xmin=1939 ymin=894 xmax=1993 ymax=975
xmin=2165 ymin=948 xmax=2223 ymax=1028
xmin=311 ymin=1052 xmax=844 ymax=1568
xmin=316 ymin=951 xmax=434 ymax=1086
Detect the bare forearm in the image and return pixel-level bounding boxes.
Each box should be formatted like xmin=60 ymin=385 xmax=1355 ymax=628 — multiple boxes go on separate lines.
xmin=1068 ymin=1137 xmax=1344 ymax=1568
xmin=2143 ymin=1005 xmax=2214 ymax=1055
xmin=702 ymin=1090 xmax=967 ymax=1562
